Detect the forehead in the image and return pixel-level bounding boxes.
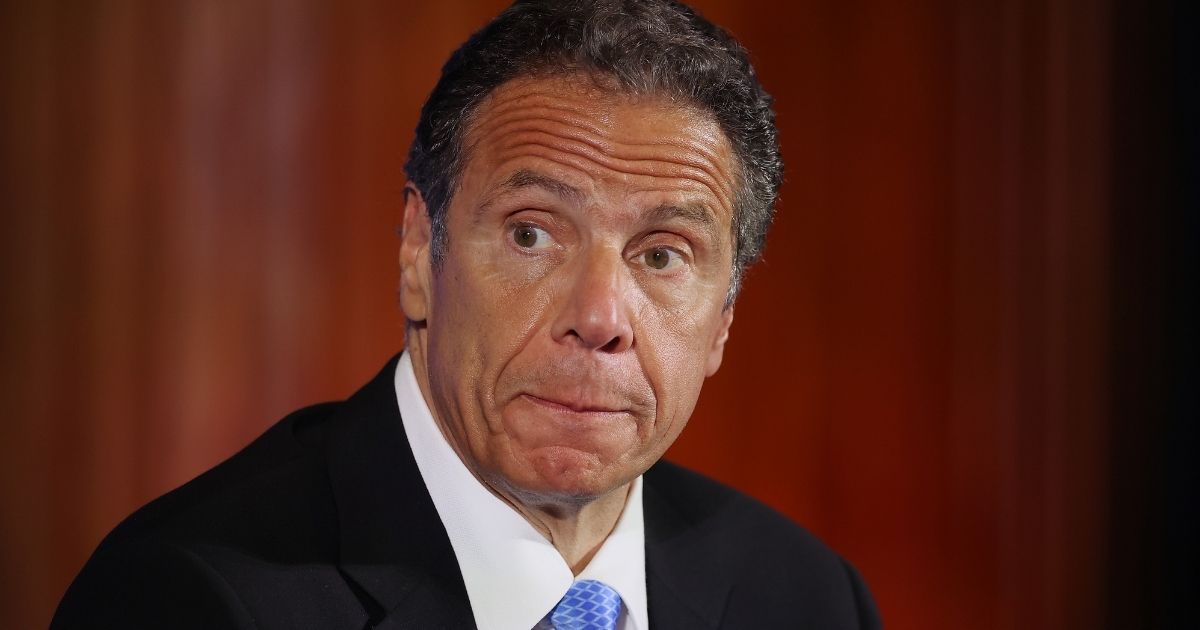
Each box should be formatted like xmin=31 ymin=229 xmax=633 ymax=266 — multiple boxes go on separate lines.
xmin=457 ymin=74 xmax=739 ymax=223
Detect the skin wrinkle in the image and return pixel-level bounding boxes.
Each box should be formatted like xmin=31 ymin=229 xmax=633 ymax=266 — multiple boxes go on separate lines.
xmin=478 ymin=88 xmax=732 ymax=161
xmin=400 ymin=74 xmax=737 ymax=570
xmin=485 ymin=125 xmax=735 ymax=212
xmin=486 ymin=132 xmax=732 ymax=211
xmin=469 ymin=82 xmax=736 ymax=212
xmin=472 ymin=103 xmax=730 ymax=182
xmin=478 ymin=104 xmax=730 ymax=173
xmin=492 ymin=148 xmax=722 ymax=219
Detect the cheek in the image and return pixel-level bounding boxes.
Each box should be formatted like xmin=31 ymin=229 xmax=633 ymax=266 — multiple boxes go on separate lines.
xmin=426 ymin=263 xmax=494 ymax=407
xmin=636 ymin=306 xmax=720 ymax=432
xmin=428 ymin=246 xmax=556 ymax=393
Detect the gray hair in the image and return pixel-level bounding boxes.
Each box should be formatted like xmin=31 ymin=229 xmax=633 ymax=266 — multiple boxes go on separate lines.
xmin=404 ymin=0 xmax=782 ymax=303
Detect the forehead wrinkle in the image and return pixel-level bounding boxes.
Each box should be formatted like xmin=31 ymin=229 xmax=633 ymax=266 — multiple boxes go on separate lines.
xmin=474 ymin=84 xmax=731 ymax=166
xmin=480 ymin=79 xmax=628 ymax=122
xmin=481 ymin=114 xmax=735 ymax=198
xmin=478 ymin=100 xmax=730 ymax=171
xmin=477 ymin=95 xmax=613 ymax=140
xmin=490 ymin=131 xmax=736 ymax=219
xmin=464 ymin=79 xmax=739 ymax=225
xmin=466 ymin=88 xmax=621 ymax=162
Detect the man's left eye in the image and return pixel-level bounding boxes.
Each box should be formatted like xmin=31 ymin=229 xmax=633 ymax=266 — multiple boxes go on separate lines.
xmin=511 ymin=224 xmax=554 ymax=250
xmin=642 ymin=247 xmax=683 ymax=271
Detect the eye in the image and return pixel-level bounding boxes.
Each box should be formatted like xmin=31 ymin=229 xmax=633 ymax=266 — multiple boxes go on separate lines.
xmin=510 ymin=223 xmax=554 ymax=250
xmin=642 ymin=247 xmax=683 ymax=271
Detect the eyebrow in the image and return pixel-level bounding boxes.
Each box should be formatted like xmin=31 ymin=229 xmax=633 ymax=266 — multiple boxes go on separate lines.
xmin=480 ymin=169 xmax=721 ymax=242
xmin=643 ymin=202 xmax=720 ymax=244
xmin=499 ymin=169 xmax=584 ymax=204
xmin=475 ymin=169 xmax=585 ymax=221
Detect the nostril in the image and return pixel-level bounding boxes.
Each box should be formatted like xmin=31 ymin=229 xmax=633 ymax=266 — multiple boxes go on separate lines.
xmin=565 ymin=327 xmax=627 ymax=353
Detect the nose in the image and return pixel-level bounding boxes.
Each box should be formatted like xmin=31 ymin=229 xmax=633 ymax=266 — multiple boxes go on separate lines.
xmin=551 ymin=248 xmax=635 ymax=353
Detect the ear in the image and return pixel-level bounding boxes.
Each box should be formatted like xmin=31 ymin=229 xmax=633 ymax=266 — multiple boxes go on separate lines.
xmin=399 ymin=183 xmax=434 ymax=323
xmin=704 ymin=307 xmax=735 ymax=377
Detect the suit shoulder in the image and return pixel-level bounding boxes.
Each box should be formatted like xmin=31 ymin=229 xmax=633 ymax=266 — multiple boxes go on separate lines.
xmin=52 ymin=532 xmax=258 ymax=629
xmin=98 ymin=400 xmax=342 ymax=556
xmin=55 ymin=401 xmax=348 ymax=629
xmin=644 ymin=460 xmax=881 ymax=627
xmin=648 ymin=458 xmax=844 ymax=556
xmin=645 ymin=459 xmax=827 ymax=552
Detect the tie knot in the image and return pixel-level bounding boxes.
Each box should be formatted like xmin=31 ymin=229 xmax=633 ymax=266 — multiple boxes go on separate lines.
xmin=550 ymin=579 xmax=623 ymax=630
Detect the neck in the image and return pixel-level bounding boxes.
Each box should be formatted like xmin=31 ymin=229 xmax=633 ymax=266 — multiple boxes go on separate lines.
xmin=504 ymin=480 xmax=631 ymax=574
xmin=405 ymin=334 xmax=630 ymax=574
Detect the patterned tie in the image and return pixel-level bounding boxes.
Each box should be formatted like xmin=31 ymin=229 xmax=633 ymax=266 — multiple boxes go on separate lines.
xmin=550 ymin=579 xmax=623 ymax=630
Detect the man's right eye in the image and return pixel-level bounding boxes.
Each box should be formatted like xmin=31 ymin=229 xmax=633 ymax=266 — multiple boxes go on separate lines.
xmin=511 ymin=224 xmax=554 ymax=250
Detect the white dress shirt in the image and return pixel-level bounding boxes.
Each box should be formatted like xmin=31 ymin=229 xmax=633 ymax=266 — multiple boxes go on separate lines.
xmin=394 ymin=352 xmax=649 ymax=630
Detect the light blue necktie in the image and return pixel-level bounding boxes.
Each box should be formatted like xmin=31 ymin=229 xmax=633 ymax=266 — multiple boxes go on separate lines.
xmin=550 ymin=579 xmax=623 ymax=630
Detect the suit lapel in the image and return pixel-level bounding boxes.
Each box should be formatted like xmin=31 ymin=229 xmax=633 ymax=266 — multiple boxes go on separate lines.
xmin=324 ymin=355 xmax=475 ymax=628
xmin=643 ymin=464 xmax=732 ymax=630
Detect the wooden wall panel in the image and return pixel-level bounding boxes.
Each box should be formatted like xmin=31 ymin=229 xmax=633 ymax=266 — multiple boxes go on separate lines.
xmin=0 ymin=1 xmax=1119 ymax=628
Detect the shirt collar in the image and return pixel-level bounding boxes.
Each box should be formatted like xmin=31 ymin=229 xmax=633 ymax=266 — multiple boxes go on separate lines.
xmin=394 ymin=352 xmax=648 ymax=630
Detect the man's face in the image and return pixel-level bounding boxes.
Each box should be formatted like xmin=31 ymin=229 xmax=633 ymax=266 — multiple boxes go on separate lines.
xmin=401 ymin=74 xmax=738 ymax=507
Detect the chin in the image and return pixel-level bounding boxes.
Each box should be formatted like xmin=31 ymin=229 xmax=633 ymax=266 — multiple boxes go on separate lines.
xmin=504 ymin=445 xmax=631 ymax=507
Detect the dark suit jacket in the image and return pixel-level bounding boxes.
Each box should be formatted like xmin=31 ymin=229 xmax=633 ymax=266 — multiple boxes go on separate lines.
xmin=53 ymin=356 xmax=880 ymax=629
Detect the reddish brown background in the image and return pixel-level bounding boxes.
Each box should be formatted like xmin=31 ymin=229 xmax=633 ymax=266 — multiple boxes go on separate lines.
xmin=2 ymin=1 xmax=1194 ymax=629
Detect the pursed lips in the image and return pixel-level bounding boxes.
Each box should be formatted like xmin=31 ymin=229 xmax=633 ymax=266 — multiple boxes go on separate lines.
xmin=519 ymin=392 xmax=631 ymax=415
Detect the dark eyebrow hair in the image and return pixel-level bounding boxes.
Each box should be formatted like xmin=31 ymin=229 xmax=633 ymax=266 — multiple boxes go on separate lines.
xmin=475 ymin=169 xmax=584 ymax=220
xmin=500 ymin=169 xmax=583 ymax=204
xmin=480 ymin=169 xmax=721 ymax=244
xmin=643 ymin=202 xmax=720 ymax=243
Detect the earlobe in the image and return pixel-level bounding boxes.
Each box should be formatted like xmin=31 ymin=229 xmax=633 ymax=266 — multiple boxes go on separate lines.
xmin=399 ymin=184 xmax=433 ymax=323
xmin=705 ymin=307 xmax=734 ymax=377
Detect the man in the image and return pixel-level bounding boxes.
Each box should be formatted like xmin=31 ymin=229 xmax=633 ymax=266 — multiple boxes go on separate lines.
xmin=54 ymin=1 xmax=879 ymax=628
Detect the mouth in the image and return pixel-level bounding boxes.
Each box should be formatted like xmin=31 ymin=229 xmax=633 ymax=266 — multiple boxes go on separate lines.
xmin=519 ymin=393 xmax=629 ymax=415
